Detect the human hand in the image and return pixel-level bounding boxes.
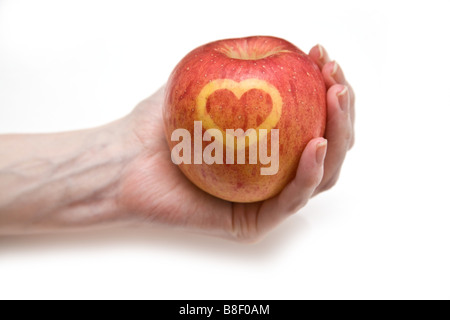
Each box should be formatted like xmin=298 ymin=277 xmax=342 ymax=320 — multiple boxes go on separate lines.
xmin=117 ymin=45 xmax=355 ymax=242
xmin=308 ymin=45 xmax=355 ymax=195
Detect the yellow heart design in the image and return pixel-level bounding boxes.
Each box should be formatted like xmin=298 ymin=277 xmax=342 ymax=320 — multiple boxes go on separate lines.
xmin=195 ymin=79 xmax=283 ymax=148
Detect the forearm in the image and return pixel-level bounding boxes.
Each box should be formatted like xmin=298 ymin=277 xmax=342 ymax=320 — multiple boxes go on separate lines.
xmin=0 ymin=118 xmax=137 ymax=235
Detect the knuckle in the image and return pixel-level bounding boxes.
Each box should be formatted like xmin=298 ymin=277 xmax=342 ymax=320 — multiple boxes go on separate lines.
xmin=290 ymin=199 xmax=309 ymax=214
xmin=304 ymin=173 xmax=322 ymax=190
xmin=320 ymin=175 xmax=339 ymax=192
xmin=344 ymin=130 xmax=352 ymax=144
xmin=348 ymin=134 xmax=355 ymax=150
xmin=283 ymin=196 xmax=308 ymax=215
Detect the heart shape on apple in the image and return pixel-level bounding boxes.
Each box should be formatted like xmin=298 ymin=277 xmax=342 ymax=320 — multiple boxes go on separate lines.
xmin=196 ymin=78 xmax=282 ymax=149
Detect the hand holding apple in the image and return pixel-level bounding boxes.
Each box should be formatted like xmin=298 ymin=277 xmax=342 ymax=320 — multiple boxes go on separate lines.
xmin=118 ymin=43 xmax=355 ymax=242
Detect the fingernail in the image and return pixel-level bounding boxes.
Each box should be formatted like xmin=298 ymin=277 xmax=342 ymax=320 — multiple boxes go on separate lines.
xmin=337 ymin=86 xmax=349 ymax=112
xmin=331 ymin=61 xmax=339 ymax=76
xmin=318 ymin=44 xmax=324 ymax=59
xmin=316 ymin=139 xmax=328 ymax=164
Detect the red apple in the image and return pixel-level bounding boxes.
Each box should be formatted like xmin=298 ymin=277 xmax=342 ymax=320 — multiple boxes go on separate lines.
xmin=163 ymin=36 xmax=326 ymax=203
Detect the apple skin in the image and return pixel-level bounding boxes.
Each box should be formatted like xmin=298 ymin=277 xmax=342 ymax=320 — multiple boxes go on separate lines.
xmin=163 ymin=36 xmax=326 ymax=203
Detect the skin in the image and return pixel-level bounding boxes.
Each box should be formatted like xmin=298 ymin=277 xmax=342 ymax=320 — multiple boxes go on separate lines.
xmin=0 ymin=45 xmax=354 ymax=243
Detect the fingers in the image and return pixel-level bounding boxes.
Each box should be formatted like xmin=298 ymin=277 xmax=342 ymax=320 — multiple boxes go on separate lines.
xmin=255 ymin=138 xmax=327 ymax=236
xmin=322 ymin=60 xmax=355 ymax=114
xmin=309 ymin=44 xmax=331 ymax=69
xmin=314 ymin=84 xmax=352 ymax=194
xmin=322 ymin=61 xmax=347 ymax=88
xmin=309 ymin=45 xmax=355 ymax=148
xmin=310 ymin=45 xmax=354 ymax=195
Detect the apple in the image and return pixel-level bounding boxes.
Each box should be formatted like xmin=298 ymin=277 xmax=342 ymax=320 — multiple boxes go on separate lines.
xmin=163 ymin=36 xmax=326 ymax=203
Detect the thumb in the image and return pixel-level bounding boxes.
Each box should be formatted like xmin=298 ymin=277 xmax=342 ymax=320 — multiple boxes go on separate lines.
xmin=256 ymin=138 xmax=327 ymax=236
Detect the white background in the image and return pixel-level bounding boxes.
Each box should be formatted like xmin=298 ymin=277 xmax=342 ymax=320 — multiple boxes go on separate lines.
xmin=1 ymin=0 xmax=449 ymax=300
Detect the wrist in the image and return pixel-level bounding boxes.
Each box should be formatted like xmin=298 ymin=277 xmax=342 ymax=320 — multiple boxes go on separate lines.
xmin=62 ymin=116 xmax=141 ymax=231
